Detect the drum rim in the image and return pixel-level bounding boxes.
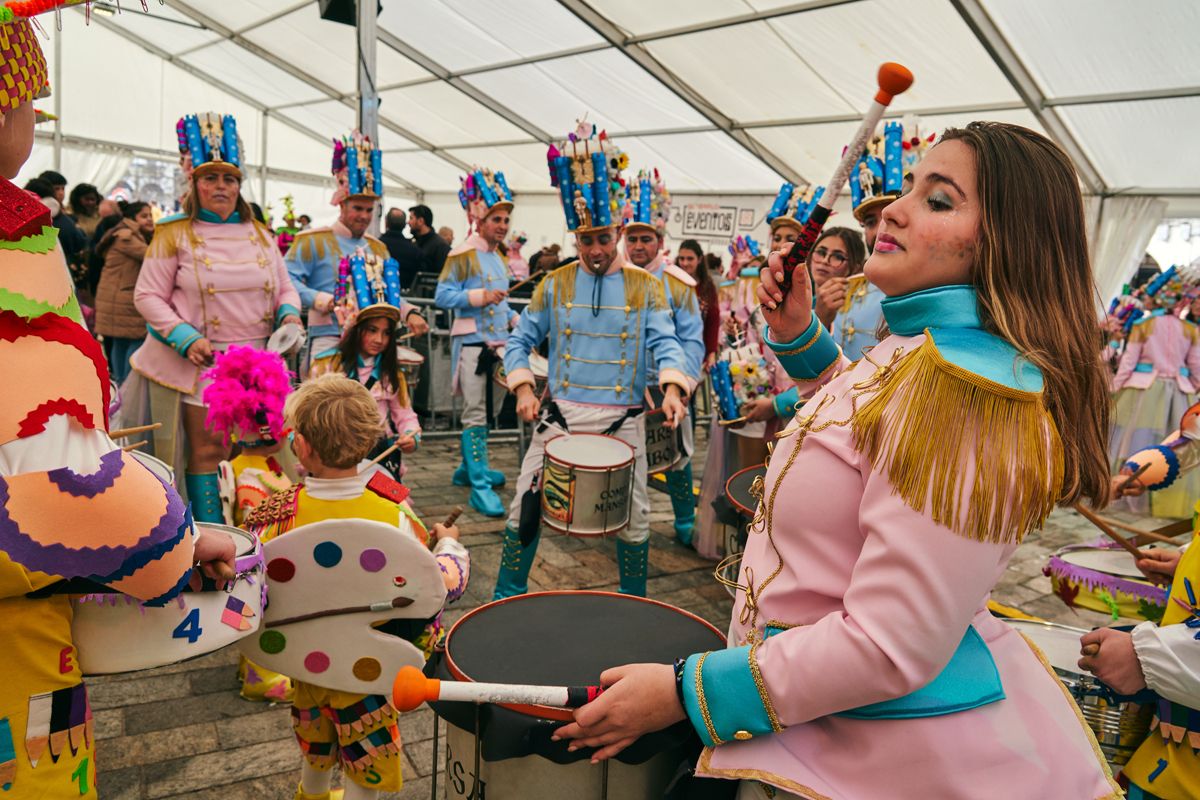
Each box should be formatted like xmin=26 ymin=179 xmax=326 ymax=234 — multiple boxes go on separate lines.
xmin=194 ymin=522 xmax=260 ymax=568
xmin=724 ymin=464 xmax=766 ymax=519
xmin=543 ymin=432 xmax=636 ymax=471
xmin=1054 ymin=544 xmax=1157 ymax=580
xmin=443 ymin=590 xmax=726 ymax=721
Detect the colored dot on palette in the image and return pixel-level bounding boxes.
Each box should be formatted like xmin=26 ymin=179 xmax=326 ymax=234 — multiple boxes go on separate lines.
xmin=305 ymin=651 xmax=331 ymax=673
xmin=353 ymin=657 xmax=382 ymax=681
xmin=266 ymin=558 xmax=295 ymax=582
xmin=259 ymin=630 xmax=286 ymax=654
xmin=359 ymin=548 xmax=386 ymax=572
xmin=313 ymin=541 xmax=342 ymax=568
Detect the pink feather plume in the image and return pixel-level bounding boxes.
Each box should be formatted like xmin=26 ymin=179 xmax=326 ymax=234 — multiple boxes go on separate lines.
xmin=201 ymin=346 xmax=293 ymax=444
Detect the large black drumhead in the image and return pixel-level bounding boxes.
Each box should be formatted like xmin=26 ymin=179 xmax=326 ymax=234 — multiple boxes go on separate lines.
xmin=724 ymin=464 xmax=766 ymax=519
xmin=445 ymin=591 xmax=725 ymax=687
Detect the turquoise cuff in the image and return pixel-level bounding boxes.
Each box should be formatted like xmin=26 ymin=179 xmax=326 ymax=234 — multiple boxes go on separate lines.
xmin=149 ymin=322 xmax=203 ymax=356
xmin=772 ymin=386 xmax=800 ymax=419
xmin=682 ymin=646 xmax=777 ymax=747
xmin=766 ymin=316 xmax=840 ymax=381
xmin=276 ymin=303 xmax=301 ymax=324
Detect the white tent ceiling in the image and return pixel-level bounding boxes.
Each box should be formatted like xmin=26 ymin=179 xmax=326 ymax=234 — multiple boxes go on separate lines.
xmin=24 ymin=0 xmax=1200 ymax=206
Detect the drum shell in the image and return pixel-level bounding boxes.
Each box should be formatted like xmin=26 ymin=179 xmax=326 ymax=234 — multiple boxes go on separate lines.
xmin=130 ymin=449 xmax=175 ymax=489
xmin=493 ymin=347 xmax=548 ymax=393
xmin=396 ymin=345 xmax=425 ymax=391
xmin=1044 ymin=544 xmax=1168 ymax=622
xmin=70 ymin=524 xmax=264 ymax=675
xmin=540 ymin=435 xmax=634 ymax=537
xmin=643 ymin=407 xmax=680 ymax=475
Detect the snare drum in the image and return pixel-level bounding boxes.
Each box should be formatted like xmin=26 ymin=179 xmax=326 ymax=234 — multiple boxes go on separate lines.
xmin=396 ymin=345 xmax=425 ymax=390
xmin=1044 ymin=544 xmax=1168 ymax=621
xmin=644 ymin=388 xmax=682 ymax=475
xmin=71 ymin=524 xmax=265 ymax=675
xmin=130 ymin=448 xmax=175 ymax=489
xmin=494 ymin=348 xmax=549 ymax=392
xmin=1005 ymin=619 xmax=1153 ymax=766
xmin=719 ymin=465 xmax=764 ymax=598
xmin=432 ymin=591 xmax=726 ymax=800
xmin=541 ymin=434 xmax=635 ymax=537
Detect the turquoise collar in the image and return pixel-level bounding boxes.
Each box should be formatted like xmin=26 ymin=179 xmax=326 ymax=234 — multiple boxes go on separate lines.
xmin=196 ymin=208 xmax=241 ymax=224
xmin=881 ymin=285 xmax=980 ymax=337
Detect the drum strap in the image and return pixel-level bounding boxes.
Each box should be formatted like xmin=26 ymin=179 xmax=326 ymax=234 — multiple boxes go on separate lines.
xmin=537 ymin=401 xmax=571 ymax=435
xmin=601 ymin=406 xmax=643 ymax=436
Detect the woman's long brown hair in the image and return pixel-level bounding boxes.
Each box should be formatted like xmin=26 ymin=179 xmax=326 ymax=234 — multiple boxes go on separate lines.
xmin=941 ymin=122 xmax=1110 ymax=507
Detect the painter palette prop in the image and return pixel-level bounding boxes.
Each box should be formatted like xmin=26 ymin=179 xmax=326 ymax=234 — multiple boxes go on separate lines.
xmin=1005 ymin=619 xmax=1153 ymax=766
xmin=1044 ymin=543 xmax=1168 ymax=622
xmin=71 ymin=524 xmax=264 ymax=675
xmin=240 ymin=518 xmax=446 ymax=696
xmin=540 ymin=433 xmax=635 ymax=537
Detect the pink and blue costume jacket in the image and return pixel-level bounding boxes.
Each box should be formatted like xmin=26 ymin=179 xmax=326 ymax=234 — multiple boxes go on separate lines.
xmin=1113 ymin=310 xmax=1200 ymax=394
xmin=683 ymin=285 xmax=1120 ymax=799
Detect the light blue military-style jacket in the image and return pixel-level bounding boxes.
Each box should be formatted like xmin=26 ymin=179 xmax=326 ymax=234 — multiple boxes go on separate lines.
xmin=641 ymin=253 xmax=704 ymax=392
xmin=434 ymin=236 xmax=519 ymax=372
xmin=831 ymin=274 xmax=885 ymax=362
xmin=503 ymin=255 xmax=691 ymax=408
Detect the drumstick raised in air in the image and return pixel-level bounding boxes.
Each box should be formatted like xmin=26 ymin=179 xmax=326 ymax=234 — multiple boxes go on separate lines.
xmin=777 ymin=63 xmax=914 ymax=293
xmin=109 ymin=422 xmax=163 ymax=439
xmin=1116 ymin=462 xmax=1151 ymax=492
xmin=1094 ymin=514 xmax=1187 ymax=546
xmin=121 ymin=440 xmax=148 ymax=452
xmin=392 ymin=665 xmax=603 ymax=712
xmin=1072 ymin=503 xmax=1146 ymax=561
xmin=362 ymin=442 xmax=401 ymax=470
xmin=397 ymin=330 xmax=419 ymax=341
xmin=507 ymin=268 xmax=545 ymax=295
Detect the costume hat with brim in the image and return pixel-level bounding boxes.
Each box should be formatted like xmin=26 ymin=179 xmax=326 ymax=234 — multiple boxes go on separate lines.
xmin=460 ymin=167 xmax=514 ymax=230
xmin=177 ymin=112 xmax=243 ymax=181
xmin=547 ymin=117 xmax=630 ymax=235
xmin=766 ymin=182 xmax=824 ymax=234
xmin=850 ymin=118 xmax=936 ymax=223
xmin=332 ymin=130 xmax=383 ymax=205
xmin=333 ymin=247 xmax=403 ymax=330
xmin=0 ymin=18 xmax=48 ymax=119
xmin=623 ymin=167 xmax=670 ymax=235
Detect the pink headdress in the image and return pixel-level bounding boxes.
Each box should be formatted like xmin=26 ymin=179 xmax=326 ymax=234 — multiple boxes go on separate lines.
xmin=201 ymin=346 xmax=293 ymax=445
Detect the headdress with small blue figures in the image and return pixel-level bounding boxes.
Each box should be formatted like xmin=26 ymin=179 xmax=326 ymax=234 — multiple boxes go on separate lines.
xmin=331 ymin=129 xmax=383 ymax=205
xmin=334 ymin=246 xmax=403 ymax=328
xmin=623 ymin=167 xmax=670 ymax=236
xmin=546 ymin=116 xmax=629 ymax=234
xmin=176 ymin=112 xmax=243 ymax=180
xmin=766 ymin=182 xmax=825 ymax=234
xmin=459 ymin=166 xmax=514 ymax=232
xmin=851 ymin=117 xmax=936 ymax=223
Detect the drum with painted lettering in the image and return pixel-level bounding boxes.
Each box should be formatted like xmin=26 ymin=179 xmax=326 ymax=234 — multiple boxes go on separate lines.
xmin=71 ymin=524 xmax=264 ymax=675
xmin=431 ymin=591 xmax=727 ymax=800
xmin=643 ymin=388 xmax=682 ymax=475
xmin=541 ymin=433 xmax=635 ymax=537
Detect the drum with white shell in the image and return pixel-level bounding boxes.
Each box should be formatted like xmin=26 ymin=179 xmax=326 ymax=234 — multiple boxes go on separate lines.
xmin=540 ymin=433 xmax=635 ymax=537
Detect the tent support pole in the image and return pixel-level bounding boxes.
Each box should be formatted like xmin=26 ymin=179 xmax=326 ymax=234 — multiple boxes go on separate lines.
xmin=260 ymin=110 xmax=269 ymax=208
xmin=357 ymin=0 xmax=381 ymax=236
xmin=52 ymin=24 xmax=62 ymax=171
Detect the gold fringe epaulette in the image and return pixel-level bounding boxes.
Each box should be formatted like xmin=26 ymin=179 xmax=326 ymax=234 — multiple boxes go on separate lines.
xmin=840 ymin=274 xmax=870 ymax=314
xmin=851 ymin=337 xmax=1063 ymax=545
xmin=664 ymin=271 xmax=699 ymax=312
xmin=363 ymin=235 xmax=389 ymax=261
xmin=622 ymin=266 xmax=667 ymax=312
xmin=243 ymin=483 xmax=302 ymax=543
xmin=530 ymin=262 xmax=577 ymax=313
xmin=288 ymin=229 xmax=338 ymax=264
xmin=145 ymin=216 xmax=195 ymax=261
xmin=1127 ymin=316 xmax=1155 ymax=344
xmin=438 ymin=248 xmax=481 ymax=283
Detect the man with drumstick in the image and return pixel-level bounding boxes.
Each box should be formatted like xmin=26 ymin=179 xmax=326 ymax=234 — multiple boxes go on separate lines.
xmin=286 ymin=132 xmax=428 ymax=373
xmin=435 ymin=168 xmax=520 ymax=518
xmin=494 ymin=123 xmax=693 ymax=599
xmin=623 ymin=168 xmax=704 ymax=545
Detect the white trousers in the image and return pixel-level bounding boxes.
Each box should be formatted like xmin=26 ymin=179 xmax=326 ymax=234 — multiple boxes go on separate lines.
xmin=457 ymin=345 xmax=506 ymax=429
xmin=505 ymin=400 xmax=650 ymax=545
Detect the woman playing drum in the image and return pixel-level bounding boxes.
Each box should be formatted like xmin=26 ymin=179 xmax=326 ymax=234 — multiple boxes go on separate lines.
xmin=555 ymin=122 xmax=1122 ymax=799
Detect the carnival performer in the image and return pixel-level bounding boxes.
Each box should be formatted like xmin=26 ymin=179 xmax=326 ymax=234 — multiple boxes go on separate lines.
xmin=494 ymin=121 xmax=692 ymax=599
xmin=555 ymin=122 xmax=1122 ymax=800
xmin=129 ymin=112 xmax=301 ymax=522
xmin=1110 ymin=271 xmax=1200 ymax=518
xmin=244 ymin=375 xmax=469 ymax=800
xmin=624 ymin=168 xmax=704 ymax=545
xmin=286 ymin=132 xmax=428 ymax=370
xmin=434 ymin=168 xmax=519 ymax=517
xmin=311 ymin=249 xmax=421 ymax=479
xmin=275 ymin=194 xmax=301 ymax=256
xmin=0 ymin=10 xmax=232 ymax=797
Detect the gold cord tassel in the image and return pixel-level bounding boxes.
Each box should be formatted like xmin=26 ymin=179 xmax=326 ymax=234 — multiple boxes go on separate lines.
xmin=851 ymin=338 xmax=1064 ymax=545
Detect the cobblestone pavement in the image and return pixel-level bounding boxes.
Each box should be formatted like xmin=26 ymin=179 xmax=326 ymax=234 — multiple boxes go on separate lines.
xmin=90 ymin=426 xmax=1174 ymax=798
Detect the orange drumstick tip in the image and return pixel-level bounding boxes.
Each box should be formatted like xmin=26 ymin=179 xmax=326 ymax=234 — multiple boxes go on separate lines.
xmin=393 ymin=665 xmax=440 ymax=711
xmin=875 ymin=62 xmax=914 ymax=105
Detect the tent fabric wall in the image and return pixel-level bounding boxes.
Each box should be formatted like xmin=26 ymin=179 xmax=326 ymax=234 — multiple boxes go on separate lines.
xmin=1092 ymin=196 xmax=1170 ymax=303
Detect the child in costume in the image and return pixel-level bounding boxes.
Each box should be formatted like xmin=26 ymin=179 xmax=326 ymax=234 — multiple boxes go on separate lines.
xmin=310 ymin=250 xmax=420 ymax=479
xmin=556 ymin=123 xmax=1123 ymax=799
xmin=244 ymin=374 xmax=468 ymax=800
xmin=201 ymin=346 xmax=296 ymax=703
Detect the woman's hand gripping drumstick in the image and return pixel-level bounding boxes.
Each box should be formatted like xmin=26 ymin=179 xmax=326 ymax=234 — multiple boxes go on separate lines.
xmin=392 ymin=666 xmax=604 ymax=713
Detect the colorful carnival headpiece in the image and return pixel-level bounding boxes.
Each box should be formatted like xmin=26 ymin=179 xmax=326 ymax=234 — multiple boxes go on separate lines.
xmin=176 ymin=112 xmax=243 ymax=180
xmin=201 ymin=346 xmax=292 ymax=446
xmin=766 ymin=182 xmax=825 ymax=234
xmin=623 ymin=167 xmax=670 ymax=236
xmin=851 ymin=118 xmax=936 ymax=223
xmin=0 ymin=0 xmax=80 ymax=119
xmin=331 ymin=130 xmax=383 ymax=205
xmin=333 ymin=246 xmax=402 ymax=329
xmin=547 ymin=117 xmax=629 ymax=234
xmin=1106 ymin=265 xmax=1200 ymax=332
xmin=727 ymin=235 xmax=763 ymax=278
xmin=459 ymin=166 xmax=513 ymax=229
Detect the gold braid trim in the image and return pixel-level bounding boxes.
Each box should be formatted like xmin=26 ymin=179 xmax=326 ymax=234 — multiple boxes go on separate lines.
xmin=748 ymin=640 xmax=784 ymax=733
xmin=145 ymin=218 xmax=193 ymax=260
xmin=623 ymin=266 xmax=666 ymax=311
xmin=693 ymin=652 xmax=724 ymax=746
xmin=438 ymin=249 xmax=480 ymax=283
xmin=840 ymin=274 xmax=869 ymax=314
xmin=664 ymin=272 xmax=699 ymax=312
xmin=1126 ymin=316 xmax=1154 ymax=344
xmin=364 ymin=235 xmax=390 ymax=260
xmin=530 ymin=262 xmax=578 ymax=313
xmin=850 ymin=337 xmax=1063 ymax=545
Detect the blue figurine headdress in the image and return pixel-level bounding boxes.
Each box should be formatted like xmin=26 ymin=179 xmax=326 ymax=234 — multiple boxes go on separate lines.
xmin=331 ymin=130 xmax=384 ymax=205
xmin=624 ymin=167 xmax=671 ymax=235
xmin=337 ymin=247 xmax=403 ymax=327
xmin=851 ymin=117 xmax=936 ymax=223
xmin=176 ymin=112 xmax=243 ymax=179
xmin=766 ymin=182 xmax=825 ymax=233
xmin=546 ymin=117 xmax=629 ymax=233
xmin=459 ymin=166 xmax=514 ymax=229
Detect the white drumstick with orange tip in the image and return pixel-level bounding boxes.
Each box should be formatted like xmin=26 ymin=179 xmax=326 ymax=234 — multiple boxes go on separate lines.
xmin=392 ymin=665 xmax=604 ymax=712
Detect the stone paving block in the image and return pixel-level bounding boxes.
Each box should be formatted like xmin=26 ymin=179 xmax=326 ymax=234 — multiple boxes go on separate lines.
xmin=93 ymin=708 xmax=125 ymax=740
xmin=95 ymin=765 xmax=143 ymax=800
xmin=397 ymin=706 xmax=437 ymax=746
xmin=189 ymin=663 xmax=241 ymax=696
xmin=98 ymin=721 xmax=220 ymax=772
xmin=170 ymin=771 xmax=298 ymax=800
xmin=142 ymin=739 xmax=298 ymax=799
xmin=403 ymin=732 xmax=446 ymax=779
xmin=214 ymin=707 xmax=293 ymax=749
xmin=124 ymin=688 xmax=263 ymax=736
xmin=89 ymin=673 xmax=192 ymax=711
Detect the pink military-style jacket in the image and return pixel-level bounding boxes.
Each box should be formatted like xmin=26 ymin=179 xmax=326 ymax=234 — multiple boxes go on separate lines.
xmin=1112 ymin=310 xmax=1200 ymax=393
xmin=130 ymin=213 xmax=300 ymax=394
xmin=683 ymin=285 xmax=1120 ymax=800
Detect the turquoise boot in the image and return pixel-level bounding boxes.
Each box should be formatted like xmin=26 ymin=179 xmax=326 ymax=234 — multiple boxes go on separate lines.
xmin=617 ymin=539 xmax=650 ymax=597
xmin=664 ymin=464 xmax=696 ymax=546
xmin=493 ymin=526 xmax=540 ymax=600
xmin=185 ymin=471 xmax=223 ymax=523
xmin=452 ymin=461 xmax=505 ymax=488
xmin=462 ymin=427 xmax=505 ymax=517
